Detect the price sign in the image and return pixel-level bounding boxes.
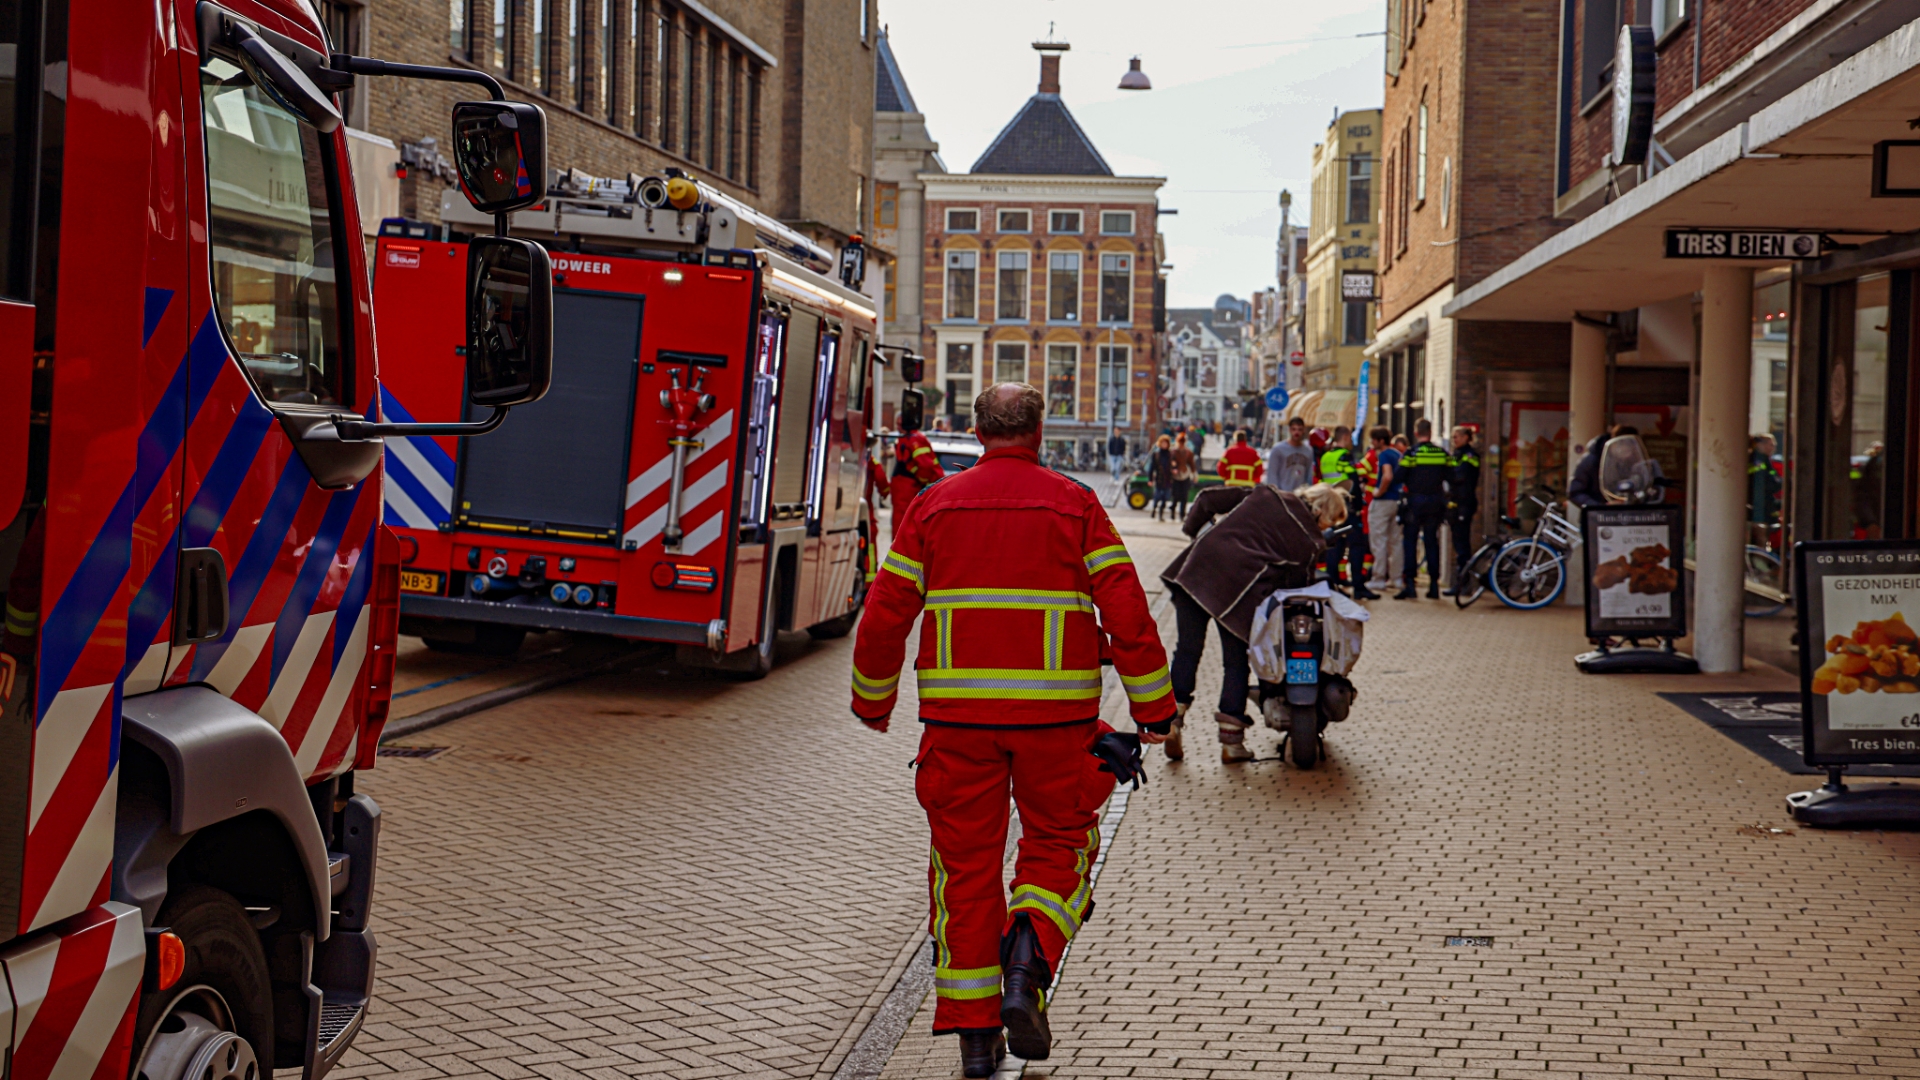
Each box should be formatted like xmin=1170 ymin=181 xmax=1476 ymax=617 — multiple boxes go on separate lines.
xmin=1581 ymin=505 xmax=1686 ymax=640
xmin=1795 ymin=540 xmax=1920 ymax=767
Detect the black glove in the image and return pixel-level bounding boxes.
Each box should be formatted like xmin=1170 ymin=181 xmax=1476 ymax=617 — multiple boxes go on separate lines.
xmin=1090 ymin=732 xmax=1146 ymax=790
xmin=1138 ymin=717 xmax=1174 ymax=736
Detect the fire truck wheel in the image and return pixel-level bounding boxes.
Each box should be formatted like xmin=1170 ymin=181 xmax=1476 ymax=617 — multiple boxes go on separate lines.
xmin=132 ymin=886 xmax=275 ymax=1080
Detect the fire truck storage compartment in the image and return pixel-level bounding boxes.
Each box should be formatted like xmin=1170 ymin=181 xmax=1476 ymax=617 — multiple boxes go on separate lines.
xmin=771 ymin=308 xmax=821 ymax=515
xmin=456 ymin=289 xmax=642 ymax=540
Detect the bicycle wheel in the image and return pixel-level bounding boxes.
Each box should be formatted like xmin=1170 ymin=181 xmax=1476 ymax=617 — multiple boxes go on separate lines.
xmin=1454 ymin=541 xmax=1497 ymax=608
xmin=1490 ymin=540 xmax=1566 ymax=610
xmin=1744 ymin=546 xmax=1786 ymax=618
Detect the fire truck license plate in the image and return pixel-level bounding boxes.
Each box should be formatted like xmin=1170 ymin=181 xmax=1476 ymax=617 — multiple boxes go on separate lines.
xmin=1285 ymin=658 xmax=1319 ymax=684
xmin=399 ymin=570 xmax=443 ymax=595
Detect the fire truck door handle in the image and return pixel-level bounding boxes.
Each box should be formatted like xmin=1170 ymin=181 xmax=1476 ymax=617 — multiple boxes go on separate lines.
xmin=174 ymin=548 xmax=231 ymax=645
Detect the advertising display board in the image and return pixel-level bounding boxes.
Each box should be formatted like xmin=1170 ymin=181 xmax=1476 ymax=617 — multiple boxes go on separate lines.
xmin=1581 ymin=505 xmax=1686 ymax=640
xmin=1794 ymin=540 xmax=1920 ymax=768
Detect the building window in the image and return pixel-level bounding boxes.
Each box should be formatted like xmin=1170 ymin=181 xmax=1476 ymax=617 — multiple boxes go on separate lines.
xmin=1381 ymin=152 xmax=1394 ymax=266
xmin=491 ymin=0 xmax=506 ymax=71
xmin=1440 ymin=156 xmax=1451 ymax=228
xmin=1653 ymin=0 xmax=1686 ymax=37
xmin=638 ymin=6 xmax=660 ymax=141
xmin=746 ymin=66 xmax=760 ymax=188
xmin=1416 ymin=100 xmax=1428 ymax=204
xmin=531 ymin=0 xmax=545 ymax=88
xmin=1098 ymin=253 xmax=1131 ymax=324
xmin=1342 ymin=300 xmax=1370 ymax=346
xmin=1582 ymin=0 xmax=1621 ymax=103
xmin=884 ymin=277 xmax=896 ymax=321
xmin=860 ymin=0 xmax=869 ymax=42
xmin=1097 ymin=344 xmax=1130 ymax=423
xmin=944 ymin=342 xmax=974 ymax=422
xmin=946 ymin=208 xmax=979 ymax=233
xmin=598 ymin=0 xmax=613 ymax=120
xmin=1049 ymin=210 xmax=1081 ymax=234
xmin=945 ymin=250 xmax=977 ymax=321
xmin=682 ymin=29 xmax=697 ymax=159
xmin=705 ymin=39 xmax=719 ymax=168
xmin=998 ymin=209 xmax=1029 ymax=233
xmin=450 ymin=0 xmax=466 ymax=56
xmin=1099 ymin=211 xmax=1133 ymax=235
xmin=875 ymin=182 xmax=898 ymax=228
xmin=568 ymin=0 xmax=583 ymax=109
xmin=1398 ymin=125 xmax=1411 ymax=253
xmin=1347 ymin=153 xmax=1371 ymax=224
xmin=995 ymin=341 xmax=1028 ymax=384
xmin=996 ymin=250 xmax=1028 ymax=321
xmin=1046 ymin=344 xmax=1078 ymax=419
xmin=1047 ymin=252 xmax=1079 ymax=322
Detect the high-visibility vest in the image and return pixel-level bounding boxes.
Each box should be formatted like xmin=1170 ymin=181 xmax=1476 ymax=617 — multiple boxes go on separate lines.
xmin=1319 ymin=447 xmax=1355 ymax=483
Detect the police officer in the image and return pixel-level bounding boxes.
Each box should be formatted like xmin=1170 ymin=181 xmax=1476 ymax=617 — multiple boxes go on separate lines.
xmin=1316 ymin=426 xmax=1375 ymax=599
xmin=1396 ymin=418 xmax=1451 ymax=600
xmin=1443 ymin=426 xmax=1481 ymax=596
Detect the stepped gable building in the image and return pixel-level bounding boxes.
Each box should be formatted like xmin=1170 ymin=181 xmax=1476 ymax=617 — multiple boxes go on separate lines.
xmin=920 ymin=40 xmax=1165 ymax=450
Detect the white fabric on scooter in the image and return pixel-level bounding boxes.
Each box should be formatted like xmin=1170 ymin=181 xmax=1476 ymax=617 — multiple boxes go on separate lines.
xmin=1247 ymin=582 xmax=1370 ymax=683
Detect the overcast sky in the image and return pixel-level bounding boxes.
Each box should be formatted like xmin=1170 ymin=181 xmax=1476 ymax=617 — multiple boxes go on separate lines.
xmin=881 ymin=0 xmax=1388 ymax=309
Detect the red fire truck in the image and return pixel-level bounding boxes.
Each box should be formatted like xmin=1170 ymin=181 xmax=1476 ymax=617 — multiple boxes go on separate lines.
xmin=0 ymin=0 xmax=555 ymax=1074
xmin=374 ymin=171 xmax=881 ymax=677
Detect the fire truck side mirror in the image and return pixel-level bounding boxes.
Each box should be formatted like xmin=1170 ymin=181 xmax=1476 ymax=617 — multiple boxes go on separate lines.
xmin=899 ymin=389 xmax=924 ymax=433
xmin=899 ymin=352 xmax=925 ymax=384
xmin=466 ymin=236 xmax=553 ymax=409
xmin=451 ymin=101 xmax=548 ymax=216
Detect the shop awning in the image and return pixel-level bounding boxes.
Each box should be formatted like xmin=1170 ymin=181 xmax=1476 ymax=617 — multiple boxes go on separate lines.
xmin=1281 ymin=389 xmax=1356 ymax=429
xmin=1445 ymin=19 xmax=1920 ymax=323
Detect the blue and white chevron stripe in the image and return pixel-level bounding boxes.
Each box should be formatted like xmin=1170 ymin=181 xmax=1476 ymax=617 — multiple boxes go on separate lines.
xmin=379 ymin=385 xmax=456 ymax=529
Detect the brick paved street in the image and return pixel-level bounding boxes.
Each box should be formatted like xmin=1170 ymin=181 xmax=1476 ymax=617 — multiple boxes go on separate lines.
xmin=885 ymin=508 xmax=1920 ymax=1079
xmin=334 ymin=628 xmax=936 ymax=1079
xmin=343 ymin=505 xmax=1920 ymax=1080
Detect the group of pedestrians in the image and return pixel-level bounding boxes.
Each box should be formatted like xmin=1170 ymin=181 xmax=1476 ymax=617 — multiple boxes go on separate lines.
xmin=1145 ymin=430 xmax=1202 ymax=520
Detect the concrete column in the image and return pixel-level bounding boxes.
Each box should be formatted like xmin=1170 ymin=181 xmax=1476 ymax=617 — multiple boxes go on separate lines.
xmin=1565 ymin=319 xmax=1608 ymax=606
xmin=1695 ymin=266 xmax=1755 ymax=673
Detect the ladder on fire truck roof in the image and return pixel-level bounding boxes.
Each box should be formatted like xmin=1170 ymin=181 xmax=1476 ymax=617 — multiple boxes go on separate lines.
xmin=438 ymin=168 xmax=874 ymax=315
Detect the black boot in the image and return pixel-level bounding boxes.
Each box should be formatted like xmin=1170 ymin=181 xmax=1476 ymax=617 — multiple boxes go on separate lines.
xmin=958 ymin=1029 xmax=1006 ymax=1078
xmin=1000 ymin=914 xmax=1053 ymax=1060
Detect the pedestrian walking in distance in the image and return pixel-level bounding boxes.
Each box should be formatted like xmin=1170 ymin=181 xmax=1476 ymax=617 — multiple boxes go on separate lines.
xmin=851 ymin=383 xmax=1176 ymax=1077
xmin=890 ymin=408 xmax=945 ymax=538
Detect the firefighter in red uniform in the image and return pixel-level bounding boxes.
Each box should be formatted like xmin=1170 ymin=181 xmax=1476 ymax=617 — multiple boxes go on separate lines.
xmin=1216 ymin=428 xmax=1265 ymax=486
xmin=890 ymin=412 xmax=944 ymax=537
xmin=853 ymin=383 xmax=1175 ymax=1077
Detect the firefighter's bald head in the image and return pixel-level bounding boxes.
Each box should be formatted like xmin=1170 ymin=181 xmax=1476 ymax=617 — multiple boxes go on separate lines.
xmin=974 ymin=383 xmax=1045 ymax=450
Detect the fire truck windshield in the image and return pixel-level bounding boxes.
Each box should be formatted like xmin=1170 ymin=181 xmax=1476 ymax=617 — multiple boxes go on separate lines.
xmin=201 ymin=56 xmax=348 ymax=407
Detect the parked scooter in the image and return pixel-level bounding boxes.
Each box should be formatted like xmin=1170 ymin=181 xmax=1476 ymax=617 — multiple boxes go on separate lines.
xmin=1249 ymin=520 xmax=1369 ymax=768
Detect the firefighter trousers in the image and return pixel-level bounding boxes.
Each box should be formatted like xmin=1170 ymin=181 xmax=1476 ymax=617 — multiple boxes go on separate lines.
xmin=889 ymin=476 xmax=924 ymax=538
xmin=914 ymin=720 xmax=1116 ymax=1033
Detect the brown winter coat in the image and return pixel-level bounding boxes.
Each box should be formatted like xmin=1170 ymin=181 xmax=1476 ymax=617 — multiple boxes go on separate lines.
xmin=1161 ymin=484 xmax=1326 ymax=641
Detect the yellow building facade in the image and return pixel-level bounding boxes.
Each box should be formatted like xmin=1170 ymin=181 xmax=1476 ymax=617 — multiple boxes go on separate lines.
xmin=1302 ymin=109 xmax=1381 ymax=393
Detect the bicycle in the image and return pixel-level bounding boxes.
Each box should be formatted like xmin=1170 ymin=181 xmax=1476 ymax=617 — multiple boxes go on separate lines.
xmin=1454 ymin=493 xmax=1580 ymax=610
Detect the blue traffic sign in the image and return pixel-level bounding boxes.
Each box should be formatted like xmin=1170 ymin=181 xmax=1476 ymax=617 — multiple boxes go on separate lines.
xmin=1265 ymin=386 xmax=1289 ymax=412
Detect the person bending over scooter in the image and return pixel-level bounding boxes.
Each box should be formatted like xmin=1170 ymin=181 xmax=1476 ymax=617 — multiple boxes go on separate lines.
xmin=1159 ymin=482 xmax=1347 ymax=761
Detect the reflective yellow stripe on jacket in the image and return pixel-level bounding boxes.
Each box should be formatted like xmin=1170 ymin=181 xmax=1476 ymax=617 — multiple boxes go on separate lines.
xmin=882 ymin=550 xmax=925 ymax=592
xmin=1119 ymin=664 xmax=1173 ymax=703
xmin=1222 ymin=465 xmax=1258 ymax=486
xmin=917 ymin=668 xmax=1103 ymax=700
xmin=1083 ymin=545 xmax=1132 ymax=575
xmin=852 ymin=665 xmax=900 ymax=701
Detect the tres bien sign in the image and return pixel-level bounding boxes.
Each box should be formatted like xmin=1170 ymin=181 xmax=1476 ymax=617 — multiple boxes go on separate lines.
xmin=1665 ymin=228 xmax=1825 ymax=260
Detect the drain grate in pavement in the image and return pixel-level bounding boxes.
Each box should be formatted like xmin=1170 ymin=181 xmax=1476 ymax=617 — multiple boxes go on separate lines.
xmin=1445 ymin=935 xmax=1494 ymax=947
xmin=377 ymin=745 xmax=451 ymax=760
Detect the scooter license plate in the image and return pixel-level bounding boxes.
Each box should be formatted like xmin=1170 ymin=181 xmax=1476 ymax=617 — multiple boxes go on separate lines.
xmin=1285 ymin=658 xmax=1319 ymax=684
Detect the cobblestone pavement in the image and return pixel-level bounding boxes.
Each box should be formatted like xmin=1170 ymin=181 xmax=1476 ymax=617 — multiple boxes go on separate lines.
xmin=343 ymin=501 xmax=1920 ymax=1080
xmin=882 ymin=506 xmax=1920 ymax=1080
xmin=335 ymin=627 xmax=936 ymax=1079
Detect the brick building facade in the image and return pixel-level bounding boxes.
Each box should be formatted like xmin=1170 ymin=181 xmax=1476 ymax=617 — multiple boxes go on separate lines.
xmin=335 ymin=0 xmax=874 ymax=247
xmin=1372 ymin=0 xmax=1568 ymax=539
xmin=918 ymin=43 xmax=1163 ymax=452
